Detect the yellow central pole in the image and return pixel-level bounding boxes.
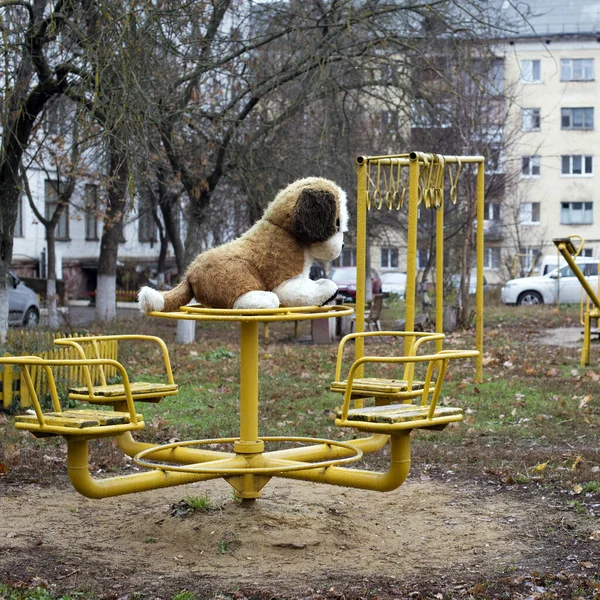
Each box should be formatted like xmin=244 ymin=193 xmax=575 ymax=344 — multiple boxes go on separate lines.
xmin=235 ymin=321 xmax=263 ymax=454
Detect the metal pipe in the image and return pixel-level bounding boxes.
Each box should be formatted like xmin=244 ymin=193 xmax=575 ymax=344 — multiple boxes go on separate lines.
xmin=271 ymin=432 xmax=411 ymax=492
xmin=475 ymin=161 xmax=485 ymax=382
xmin=66 ymin=438 xmax=220 ymax=499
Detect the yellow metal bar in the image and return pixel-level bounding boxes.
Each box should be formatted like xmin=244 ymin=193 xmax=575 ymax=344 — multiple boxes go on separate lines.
xmin=355 ymin=158 xmax=368 ymax=375
xmin=272 ymin=431 xmax=411 ymax=492
xmin=475 ymin=161 xmax=485 ymax=382
xmin=404 ymin=155 xmax=419 ymax=352
xmin=435 ymin=179 xmax=444 ymax=353
xmin=554 ymin=241 xmax=600 ymax=308
xmin=66 ymin=438 xmax=221 ymax=499
xmin=237 ymin=321 xmax=261 ymax=450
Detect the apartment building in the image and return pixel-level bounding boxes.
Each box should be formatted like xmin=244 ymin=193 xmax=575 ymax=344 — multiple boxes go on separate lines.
xmin=502 ymin=0 xmax=600 ymax=273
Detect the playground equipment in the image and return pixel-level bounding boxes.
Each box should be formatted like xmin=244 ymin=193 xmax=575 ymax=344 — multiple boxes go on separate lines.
xmin=6 ymin=151 xmax=483 ymax=502
xmin=553 ymin=236 xmax=600 ymax=366
xmin=353 ymin=152 xmax=485 ymax=381
xmin=53 ymin=335 xmax=178 ymax=404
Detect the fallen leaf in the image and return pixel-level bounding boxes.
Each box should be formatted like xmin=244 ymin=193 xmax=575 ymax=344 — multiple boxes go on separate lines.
xmin=0 ymin=463 xmax=7 ymax=476
xmin=572 ymin=484 xmax=583 ymax=494
xmin=579 ymin=395 xmax=591 ymax=409
xmin=533 ymin=461 xmax=549 ymax=472
xmin=571 ymin=455 xmax=582 ymax=470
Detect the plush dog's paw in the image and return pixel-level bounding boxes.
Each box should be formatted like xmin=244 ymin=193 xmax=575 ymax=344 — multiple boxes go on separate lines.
xmin=233 ymin=291 xmax=280 ymax=310
xmin=314 ymin=279 xmax=338 ymax=305
xmin=138 ymin=286 xmax=165 ymax=313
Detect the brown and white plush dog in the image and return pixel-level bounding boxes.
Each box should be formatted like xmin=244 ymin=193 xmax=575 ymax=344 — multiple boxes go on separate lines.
xmin=138 ymin=177 xmax=348 ymax=312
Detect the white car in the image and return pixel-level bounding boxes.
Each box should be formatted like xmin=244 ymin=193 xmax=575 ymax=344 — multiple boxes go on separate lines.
xmin=501 ymin=259 xmax=599 ymax=306
xmin=380 ymin=271 xmax=407 ymax=298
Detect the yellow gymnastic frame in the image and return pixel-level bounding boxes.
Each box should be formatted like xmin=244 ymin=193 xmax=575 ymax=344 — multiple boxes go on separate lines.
xmin=553 ymin=236 xmax=600 ymax=366
xmin=354 ymin=152 xmax=485 ymax=382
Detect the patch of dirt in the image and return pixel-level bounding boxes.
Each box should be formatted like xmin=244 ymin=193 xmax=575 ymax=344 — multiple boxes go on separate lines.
xmin=535 ymin=326 xmax=588 ymax=347
xmin=1 ymin=475 xmax=597 ymax=598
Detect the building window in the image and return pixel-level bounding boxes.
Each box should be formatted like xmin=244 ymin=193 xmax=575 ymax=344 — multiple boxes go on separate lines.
xmin=521 ymin=108 xmax=540 ymax=131
xmin=561 ymin=201 xmax=593 ymax=225
xmin=138 ymin=194 xmax=157 ymax=243
xmin=521 ymin=155 xmax=541 ymax=177
xmin=484 ymin=247 xmax=502 ymax=269
xmin=44 ymin=180 xmax=69 ymax=240
xmin=14 ymin=196 xmax=23 ymax=237
xmin=521 ymin=59 xmax=541 ymax=83
xmin=561 ymin=58 xmax=594 ymax=81
xmin=483 ymin=202 xmax=501 ymax=221
xmin=85 ymin=184 xmax=98 ymax=240
xmin=520 ymin=202 xmax=540 ymax=225
xmin=520 ymin=247 xmax=541 ymax=273
xmin=332 ymin=247 xmax=356 ymax=268
xmin=561 ymin=155 xmax=593 ymax=176
xmin=582 ymin=248 xmax=594 ymax=258
xmin=561 ymin=107 xmax=594 ymax=130
xmin=380 ymin=247 xmax=399 ymax=269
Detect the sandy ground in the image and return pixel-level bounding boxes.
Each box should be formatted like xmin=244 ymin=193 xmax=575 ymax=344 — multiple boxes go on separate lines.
xmin=1 ymin=473 xmax=591 ymax=597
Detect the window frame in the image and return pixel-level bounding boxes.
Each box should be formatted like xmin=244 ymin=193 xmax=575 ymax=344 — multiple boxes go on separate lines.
xmin=483 ymin=246 xmax=502 ymax=269
xmin=520 ymin=202 xmax=541 ymax=225
xmin=520 ymin=59 xmax=541 ymax=83
xmin=561 ymin=107 xmax=594 ymax=130
xmin=380 ymin=247 xmax=399 ymax=269
xmin=521 ymin=108 xmax=541 ymax=131
xmin=14 ymin=195 xmax=24 ymax=238
xmin=84 ymin=184 xmax=99 ymax=241
xmin=560 ymin=58 xmax=594 ymax=82
xmin=44 ymin=179 xmax=70 ymax=241
xmin=521 ymin=155 xmax=541 ymax=177
xmin=560 ymin=201 xmax=593 ymax=225
xmin=332 ymin=247 xmax=356 ymax=268
xmin=560 ymin=155 xmax=593 ymax=177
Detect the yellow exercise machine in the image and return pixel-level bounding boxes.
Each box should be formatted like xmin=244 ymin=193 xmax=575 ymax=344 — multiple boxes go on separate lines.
xmin=7 ymin=151 xmax=482 ymax=502
xmin=553 ymin=236 xmax=600 ymax=366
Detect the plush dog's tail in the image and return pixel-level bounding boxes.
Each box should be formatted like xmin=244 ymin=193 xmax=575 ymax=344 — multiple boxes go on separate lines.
xmin=138 ymin=278 xmax=194 ymax=313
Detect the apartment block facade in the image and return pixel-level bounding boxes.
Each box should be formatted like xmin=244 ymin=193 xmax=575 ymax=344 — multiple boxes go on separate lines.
xmin=504 ymin=31 xmax=600 ymax=271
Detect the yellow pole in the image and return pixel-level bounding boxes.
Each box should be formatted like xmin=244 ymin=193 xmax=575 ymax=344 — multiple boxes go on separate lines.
xmin=435 ymin=187 xmax=444 ymax=353
xmin=235 ymin=321 xmax=263 ymax=454
xmin=404 ymin=155 xmax=419 ymax=354
xmin=475 ymin=161 xmax=485 ymax=382
xmin=355 ymin=157 xmax=368 ymax=376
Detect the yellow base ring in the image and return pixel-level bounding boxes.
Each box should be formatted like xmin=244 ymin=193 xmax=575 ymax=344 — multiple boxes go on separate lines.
xmin=133 ymin=436 xmax=363 ymax=475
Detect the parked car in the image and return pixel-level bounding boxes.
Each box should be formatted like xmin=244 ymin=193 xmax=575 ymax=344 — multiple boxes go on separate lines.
xmin=450 ymin=269 xmax=488 ymax=296
xmin=380 ymin=271 xmax=407 ymax=299
xmin=8 ymin=273 xmax=40 ymax=327
xmin=328 ymin=267 xmax=382 ymax=301
xmin=501 ymin=259 xmax=599 ymax=306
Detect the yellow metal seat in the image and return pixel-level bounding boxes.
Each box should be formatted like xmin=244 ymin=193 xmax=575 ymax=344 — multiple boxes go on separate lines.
xmin=1 ymin=356 xmax=145 ymax=439
xmin=334 ymin=341 xmax=479 ymax=433
xmin=54 ymin=335 xmax=178 ymax=405
xmin=15 ymin=408 xmax=144 ymax=437
xmin=330 ymin=331 xmax=443 ymax=401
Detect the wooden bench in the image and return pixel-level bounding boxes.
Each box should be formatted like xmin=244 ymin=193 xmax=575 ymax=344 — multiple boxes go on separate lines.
xmin=53 ymin=335 xmax=178 ymax=405
xmin=1 ymin=356 xmax=145 ymax=439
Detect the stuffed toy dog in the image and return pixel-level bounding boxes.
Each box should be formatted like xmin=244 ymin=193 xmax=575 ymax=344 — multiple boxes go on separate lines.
xmin=138 ymin=177 xmax=348 ymax=312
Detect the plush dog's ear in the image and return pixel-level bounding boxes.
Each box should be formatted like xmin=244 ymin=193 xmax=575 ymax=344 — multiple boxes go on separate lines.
xmin=291 ymin=188 xmax=337 ymax=244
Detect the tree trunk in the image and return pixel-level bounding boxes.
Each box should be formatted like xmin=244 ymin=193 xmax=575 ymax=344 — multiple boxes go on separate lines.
xmin=96 ymin=138 xmax=128 ymax=322
xmin=175 ymin=205 xmax=205 ymax=344
xmin=46 ymin=228 xmax=59 ymax=329
xmin=0 ymin=184 xmax=19 ymax=340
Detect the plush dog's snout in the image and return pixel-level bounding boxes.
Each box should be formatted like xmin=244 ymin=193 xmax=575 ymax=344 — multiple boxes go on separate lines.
xmin=342 ymin=243 xmax=345 ymax=249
